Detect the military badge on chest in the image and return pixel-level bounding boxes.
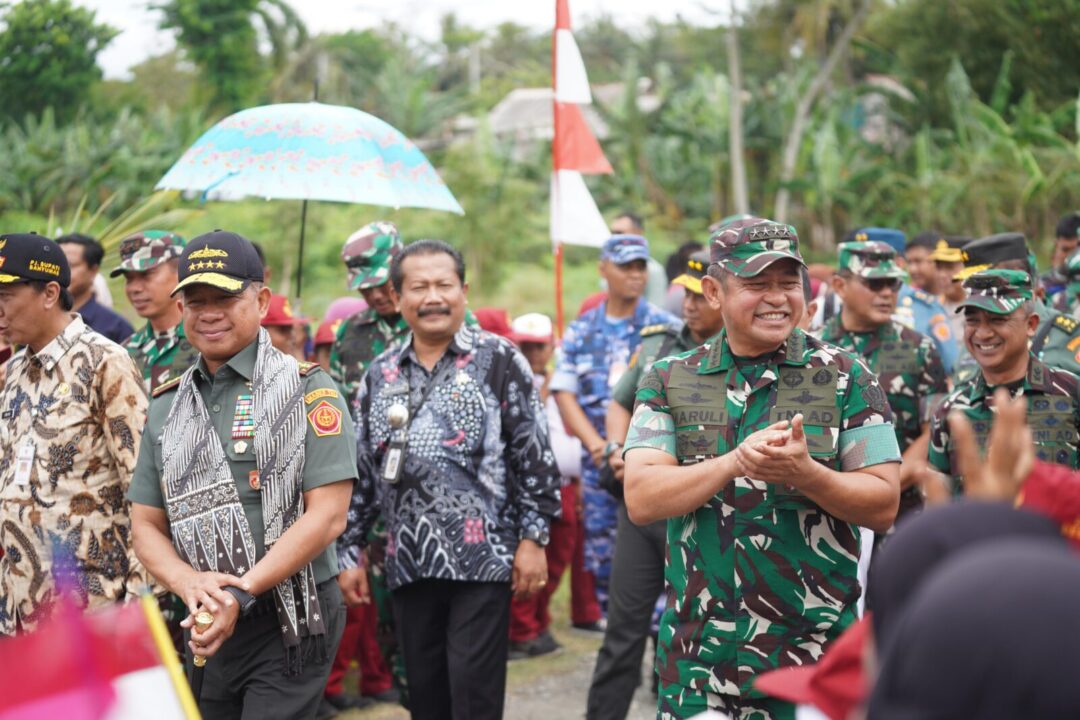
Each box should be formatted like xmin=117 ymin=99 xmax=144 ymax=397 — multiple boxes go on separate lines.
xmin=231 ymin=393 xmax=257 ymax=488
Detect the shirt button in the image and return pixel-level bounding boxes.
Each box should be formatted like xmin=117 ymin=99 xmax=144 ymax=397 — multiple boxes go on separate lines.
xmin=212 ymin=404 xmax=222 ymax=413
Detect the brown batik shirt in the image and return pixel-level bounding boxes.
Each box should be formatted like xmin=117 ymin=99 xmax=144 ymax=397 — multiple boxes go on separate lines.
xmin=0 ymin=315 xmax=152 ymax=634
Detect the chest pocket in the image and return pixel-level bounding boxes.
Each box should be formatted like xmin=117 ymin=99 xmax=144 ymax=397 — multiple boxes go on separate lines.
xmin=771 ymin=365 xmax=841 ymax=460
xmin=668 ymin=364 xmax=727 ymax=463
xmin=876 ymin=340 xmax=920 ymax=376
xmin=1028 ymin=394 xmax=1079 ymax=468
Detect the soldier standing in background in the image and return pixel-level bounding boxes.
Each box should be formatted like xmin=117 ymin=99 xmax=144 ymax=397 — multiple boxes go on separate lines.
xmin=112 ymin=230 xmax=200 ymax=392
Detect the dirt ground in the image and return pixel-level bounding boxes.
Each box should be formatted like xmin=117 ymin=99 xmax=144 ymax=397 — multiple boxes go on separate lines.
xmin=338 ymin=583 xmax=656 ymax=720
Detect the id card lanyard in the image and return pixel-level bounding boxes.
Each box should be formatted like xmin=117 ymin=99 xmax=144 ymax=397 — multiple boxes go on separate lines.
xmin=382 ymin=359 xmax=458 ymax=484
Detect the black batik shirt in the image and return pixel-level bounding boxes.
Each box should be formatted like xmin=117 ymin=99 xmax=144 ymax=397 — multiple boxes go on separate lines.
xmin=338 ymin=324 xmax=561 ymax=589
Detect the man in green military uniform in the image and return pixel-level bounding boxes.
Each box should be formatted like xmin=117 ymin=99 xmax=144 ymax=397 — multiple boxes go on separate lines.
xmin=329 ymin=221 xmax=407 ymax=401
xmin=820 ymin=241 xmax=948 ymax=519
xmin=928 ymin=269 xmax=1080 ymax=494
xmin=587 ymin=250 xmax=726 ymax=718
xmin=128 ymin=230 xmax=357 ymax=719
xmin=623 ymin=218 xmax=901 ymax=720
xmin=111 ymin=230 xmax=201 ymax=392
xmin=957 ymin=232 xmax=1080 ymax=379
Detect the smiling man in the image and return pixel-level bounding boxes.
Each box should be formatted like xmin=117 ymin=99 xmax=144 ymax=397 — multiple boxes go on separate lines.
xmin=112 ymin=230 xmax=201 ymax=392
xmin=821 ymin=241 xmax=947 ymax=520
xmin=928 ymin=269 xmax=1080 ymax=494
xmin=622 ymin=218 xmax=901 ymax=720
xmin=128 ymin=230 xmax=357 ymax=719
xmin=338 ymin=239 xmax=560 ymax=720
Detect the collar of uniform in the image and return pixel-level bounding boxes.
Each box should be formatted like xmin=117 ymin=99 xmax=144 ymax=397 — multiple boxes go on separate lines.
xmin=590 ymin=296 xmax=651 ymax=330
xmin=823 ymin=315 xmax=898 ymax=342
xmin=698 ymin=327 xmax=811 ymax=374
xmin=28 ymin=314 xmax=85 ymax=373
xmin=195 ymin=334 xmax=259 ymax=382
xmin=395 ymin=321 xmax=476 ymax=368
xmin=971 ymin=353 xmax=1052 ymax=398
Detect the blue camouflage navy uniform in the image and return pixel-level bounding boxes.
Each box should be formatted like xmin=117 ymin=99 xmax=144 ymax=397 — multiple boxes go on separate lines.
xmin=895 ymin=283 xmax=958 ymax=375
xmin=550 ymin=298 xmax=678 ymax=611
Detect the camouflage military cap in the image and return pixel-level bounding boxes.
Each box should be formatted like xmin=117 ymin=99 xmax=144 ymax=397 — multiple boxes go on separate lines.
xmin=341 ymin=221 xmax=402 ymax=291
xmin=709 ymin=217 xmax=806 ymax=277
xmin=1064 ymin=252 xmax=1080 ymax=295
xmin=109 ymin=230 xmax=186 ymax=277
xmin=837 ymin=241 xmax=905 ymax=279
xmin=957 ymin=269 xmax=1033 ymax=315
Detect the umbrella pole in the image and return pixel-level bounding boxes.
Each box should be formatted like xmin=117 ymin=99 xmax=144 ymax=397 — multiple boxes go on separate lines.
xmin=296 ymin=199 xmax=308 ymax=298
xmin=554 ymin=242 xmax=565 ymax=339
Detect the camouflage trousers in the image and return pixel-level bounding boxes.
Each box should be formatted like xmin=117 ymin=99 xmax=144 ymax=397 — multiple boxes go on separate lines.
xmin=367 ymin=522 xmax=409 ymax=705
xmin=581 ymin=462 xmax=618 ymax=613
xmin=657 ymin=681 xmax=795 ymax=720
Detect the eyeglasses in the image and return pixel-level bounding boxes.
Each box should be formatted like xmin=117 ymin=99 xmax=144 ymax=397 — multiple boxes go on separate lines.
xmin=858 ymin=277 xmax=902 ymax=293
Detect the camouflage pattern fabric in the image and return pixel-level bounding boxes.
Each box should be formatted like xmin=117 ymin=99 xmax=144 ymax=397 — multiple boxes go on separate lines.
xmin=551 ymin=298 xmax=679 ymax=610
xmin=610 ymin=321 xmax=694 ymax=413
xmin=657 ymin=679 xmax=794 ymax=720
xmin=341 ymin=221 xmax=402 ymax=291
xmin=836 ymin=241 xmax=906 ymax=279
xmin=124 ymin=320 xmax=200 ymax=392
xmin=624 ymin=328 xmax=900 ymax=703
xmin=328 ymin=309 xmax=410 ymax=402
xmin=109 ymin=230 xmax=186 ymax=277
xmin=710 ymin=218 xmax=806 ymax=277
xmin=955 ymin=269 xmax=1032 ymax=315
xmin=928 ymin=354 xmax=1080 ymax=493
xmin=819 ymin=318 xmax=947 ymax=517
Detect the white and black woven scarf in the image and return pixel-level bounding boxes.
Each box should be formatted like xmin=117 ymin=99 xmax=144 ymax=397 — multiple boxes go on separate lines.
xmin=161 ymin=329 xmax=324 ymax=673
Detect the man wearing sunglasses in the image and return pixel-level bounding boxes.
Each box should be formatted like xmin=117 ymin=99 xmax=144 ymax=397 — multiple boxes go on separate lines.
xmin=820 ymin=241 xmax=949 ymax=522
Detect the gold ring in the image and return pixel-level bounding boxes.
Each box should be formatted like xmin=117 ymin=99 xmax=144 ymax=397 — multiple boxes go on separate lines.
xmin=538 ymin=581 xmax=547 ymax=587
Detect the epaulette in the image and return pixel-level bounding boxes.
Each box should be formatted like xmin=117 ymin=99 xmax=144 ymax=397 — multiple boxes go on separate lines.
xmin=152 ymin=376 xmax=182 ymax=398
xmin=298 ymin=361 xmax=321 ymax=376
xmin=1054 ymin=315 xmax=1079 ymax=334
xmin=641 ymin=322 xmax=680 ymax=337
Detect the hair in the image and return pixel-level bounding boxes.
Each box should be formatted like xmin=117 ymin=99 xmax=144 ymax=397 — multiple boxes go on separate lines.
xmin=1056 ymin=212 xmax=1080 ymax=240
xmin=28 ymin=280 xmax=74 ymax=311
xmin=56 ymin=233 xmax=103 ymax=268
xmin=665 ymin=241 xmax=704 ymax=282
xmin=390 ymin=239 xmax=465 ymax=293
xmin=801 ymin=266 xmax=813 ymax=304
xmin=614 ymin=211 xmax=644 ymax=232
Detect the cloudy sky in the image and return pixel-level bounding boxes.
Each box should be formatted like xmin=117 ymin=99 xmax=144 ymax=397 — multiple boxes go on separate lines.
xmin=78 ymin=0 xmax=725 ymax=79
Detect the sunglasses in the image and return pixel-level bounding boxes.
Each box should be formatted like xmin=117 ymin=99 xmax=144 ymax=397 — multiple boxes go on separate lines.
xmin=858 ymin=277 xmax=902 ymax=293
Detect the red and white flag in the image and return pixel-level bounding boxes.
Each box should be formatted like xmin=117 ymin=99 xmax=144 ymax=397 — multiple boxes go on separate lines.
xmin=551 ymin=0 xmax=612 ymax=249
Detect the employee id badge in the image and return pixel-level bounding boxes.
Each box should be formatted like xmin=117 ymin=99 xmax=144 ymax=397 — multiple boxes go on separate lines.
xmin=14 ymin=441 xmax=35 ymax=486
xmin=383 ymin=440 xmax=406 ymax=484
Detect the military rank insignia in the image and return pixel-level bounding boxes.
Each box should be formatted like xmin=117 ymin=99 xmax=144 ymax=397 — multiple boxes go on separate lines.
xmin=308 ymin=400 xmax=342 ymax=437
xmin=232 ymin=394 xmax=255 ymax=439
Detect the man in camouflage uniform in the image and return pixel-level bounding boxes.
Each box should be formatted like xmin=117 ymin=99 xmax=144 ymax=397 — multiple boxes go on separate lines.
xmin=956 ymin=233 xmax=1080 ymax=380
xmin=623 ymin=218 xmax=901 ymax=720
xmin=587 ymin=250 xmax=725 ymax=719
xmin=820 ymin=242 xmax=948 ymax=519
xmin=928 ymin=269 xmax=1080 ymax=493
xmin=111 ymin=231 xmax=200 ymax=392
xmin=326 ymin=220 xmax=408 ymax=706
xmin=1051 ymin=252 xmax=1080 ymax=317
xmin=329 ymin=221 xmax=406 ymax=402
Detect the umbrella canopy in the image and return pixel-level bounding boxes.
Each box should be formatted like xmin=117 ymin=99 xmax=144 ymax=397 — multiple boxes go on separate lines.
xmin=156 ymin=102 xmax=463 ymax=214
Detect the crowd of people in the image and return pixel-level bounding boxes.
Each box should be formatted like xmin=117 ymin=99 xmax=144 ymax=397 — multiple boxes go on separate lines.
xmin=1 ymin=209 xmax=1080 ymax=720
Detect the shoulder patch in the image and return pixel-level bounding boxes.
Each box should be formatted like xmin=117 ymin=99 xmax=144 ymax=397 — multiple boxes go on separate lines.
xmin=1054 ymin=315 xmax=1079 ymax=333
xmin=911 ymin=288 xmax=934 ymax=303
xmin=640 ymin=323 xmax=675 ymax=337
xmin=152 ymin=376 xmax=182 ymax=397
xmin=298 ymin=361 xmax=321 ymax=377
xmin=305 ymin=387 xmax=339 ymax=404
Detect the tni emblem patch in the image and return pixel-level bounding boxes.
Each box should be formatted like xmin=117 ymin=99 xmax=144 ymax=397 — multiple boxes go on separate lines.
xmin=308 ymin=400 xmax=342 ymax=437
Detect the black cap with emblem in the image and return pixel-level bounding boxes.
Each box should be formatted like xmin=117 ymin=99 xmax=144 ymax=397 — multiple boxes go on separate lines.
xmin=0 ymin=232 xmax=71 ymax=287
xmin=171 ymin=229 xmax=265 ymax=296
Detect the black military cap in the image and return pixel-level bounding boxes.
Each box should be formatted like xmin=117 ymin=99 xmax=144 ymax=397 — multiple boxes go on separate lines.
xmin=928 ymin=235 xmax=973 ymax=263
xmin=0 ymin=232 xmax=71 ymax=287
xmin=171 ymin=229 xmax=265 ymax=296
xmin=957 ymin=233 xmax=1028 ymax=281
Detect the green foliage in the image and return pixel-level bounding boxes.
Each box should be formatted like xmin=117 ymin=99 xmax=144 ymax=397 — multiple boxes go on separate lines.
xmin=157 ymin=0 xmax=307 ymax=113
xmin=0 ymin=0 xmax=117 ymax=124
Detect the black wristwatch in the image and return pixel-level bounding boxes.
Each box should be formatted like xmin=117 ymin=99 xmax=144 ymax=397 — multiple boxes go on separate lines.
xmin=224 ymin=586 xmax=257 ymax=616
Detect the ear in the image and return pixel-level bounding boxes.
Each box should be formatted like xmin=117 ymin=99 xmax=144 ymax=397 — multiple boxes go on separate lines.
xmin=701 ymin=274 xmax=723 ymax=311
xmin=830 ymin=273 xmax=846 ymax=298
xmin=1026 ymin=310 xmax=1040 ymax=336
xmin=41 ymin=282 xmax=62 ymax=310
xmin=461 ymin=281 xmax=469 ymax=302
xmin=255 ymin=285 xmax=272 ymax=318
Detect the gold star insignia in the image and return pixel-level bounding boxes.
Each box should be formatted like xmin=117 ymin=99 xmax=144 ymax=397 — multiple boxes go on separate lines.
xmin=216 ymin=261 xmax=226 ymax=269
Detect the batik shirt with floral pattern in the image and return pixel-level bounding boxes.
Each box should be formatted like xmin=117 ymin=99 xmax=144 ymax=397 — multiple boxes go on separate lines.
xmin=0 ymin=316 xmax=152 ymax=635
xmin=339 ymin=324 xmax=562 ymax=589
